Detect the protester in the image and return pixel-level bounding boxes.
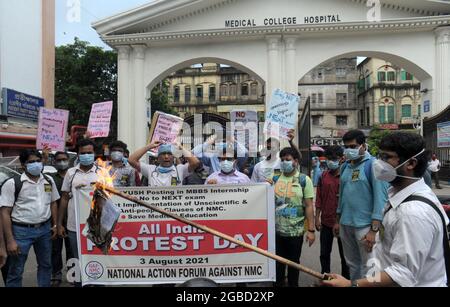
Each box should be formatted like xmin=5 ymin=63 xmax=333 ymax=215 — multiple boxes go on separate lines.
xmin=109 ymin=141 xmax=137 ymax=187
xmin=312 ymin=157 xmax=322 ymax=187
xmin=251 ymin=138 xmax=281 ymax=183
xmin=183 ymin=162 xmax=210 ymax=185
xmin=0 ymin=217 xmax=6 ymax=269
xmin=315 ymin=146 xmax=349 ymax=279
xmin=129 ymin=141 xmax=200 ymax=187
xmin=0 ymin=149 xmax=59 ymax=287
xmin=272 ymin=147 xmax=315 ymax=287
xmin=428 ymin=153 xmax=443 ymax=189
xmin=48 ymin=151 xmax=73 ymax=287
xmin=58 ymin=139 xmax=99 ymax=276
xmin=205 ymin=146 xmax=251 ymax=185
xmin=324 ymin=132 xmax=449 ymax=287
xmin=335 ymin=130 xmax=389 ymax=281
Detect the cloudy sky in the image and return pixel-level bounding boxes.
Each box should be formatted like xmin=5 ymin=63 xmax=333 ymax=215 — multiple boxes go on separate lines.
xmin=56 ymin=0 xmax=150 ymax=48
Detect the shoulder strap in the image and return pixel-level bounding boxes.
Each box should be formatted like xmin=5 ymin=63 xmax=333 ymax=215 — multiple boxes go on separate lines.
xmin=69 ymin=169 xmax=81 ymax=192
xmin=403 ymin=195 xmax=450 ymax=286
xmin=340 ymin=161 xmax=349 ymax=176
xmin=364 ymin=157 xmax=374 ymax=187
xmin=13 ymin=176 xmax=23 ymax=203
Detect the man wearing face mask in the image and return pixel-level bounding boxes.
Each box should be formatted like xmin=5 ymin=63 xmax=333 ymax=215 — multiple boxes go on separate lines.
xmin=336 ymin=130 xmax=389 ymax=281
xmin=0 ymin=149 xmax=59 ymax=287
xmin=58 ymin=139 xmax=99 ymax=272
xmin=129 ymin=141 xmax=200 ymax=187
xmin=273 ymin=147 xmax=315 ymax=287
xmin=108 ymin=141 xmax=137 ymax=187
xmin=205 ymin=146 xmax=251 ymax=185
xmin=49 ymin=151 xmax=73 ymax=287
xmin=324 ymin=132 xmax=449 ymax=287
xmin=251 ymin=137 xmax=281 ymax=183
xmin=315 ymin=146 xmax=349 ymax=279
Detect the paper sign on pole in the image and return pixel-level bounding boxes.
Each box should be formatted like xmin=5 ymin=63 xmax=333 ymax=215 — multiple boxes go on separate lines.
xmin=231 ymin=110 xmax=258 ymax=154
xmin=264 ymin=89 xmax=300 ymax=139
xmin=36 ymin=107 xmax=69 ymax=152
xmin=75 ymin=184 xmax=276 ymax=286
xmin=87 ymin=101 xmax=113 ymax=138
xmin=148 ymin=111 xmax=184 ymax=153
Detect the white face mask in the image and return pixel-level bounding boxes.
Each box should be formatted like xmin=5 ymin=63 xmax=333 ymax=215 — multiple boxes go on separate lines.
xmin=373 ymin=149 xmax=425 ymax=182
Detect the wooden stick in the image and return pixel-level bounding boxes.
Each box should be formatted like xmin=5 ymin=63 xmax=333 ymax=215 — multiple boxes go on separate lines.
xmin=101 ymin=184 xmax=326 ymax=281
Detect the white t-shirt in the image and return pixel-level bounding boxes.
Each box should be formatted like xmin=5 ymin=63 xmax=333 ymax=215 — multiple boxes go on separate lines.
xmin=140 ymin=163 xmax=191 ymax=187
xmin=251 ymin=157 xmax=281 ymax=183
xmin=0 ymin=174 xmax=59 ymax=224
xmin=428 ymin=159 xmax=441 ymax=173
xmin=61 ymin=165 xmax=99 ymax=232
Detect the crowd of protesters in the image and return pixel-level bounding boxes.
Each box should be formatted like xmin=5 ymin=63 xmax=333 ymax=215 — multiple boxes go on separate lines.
xmin=0 ymin=129 xmax=448 ymax=287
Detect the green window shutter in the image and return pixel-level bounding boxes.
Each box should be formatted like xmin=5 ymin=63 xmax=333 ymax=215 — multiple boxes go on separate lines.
xmin=402 ymin=105 xmax=412 ymax=118
xmin=379 ymin=105 xmax=386 ymax=124
xmin=401 ymin=71 xmax=407 ymax=81
xmin=387 ymin=105 xmax=395 ymax=123
xmin=378 ymin=72 xmax=386 ymax=82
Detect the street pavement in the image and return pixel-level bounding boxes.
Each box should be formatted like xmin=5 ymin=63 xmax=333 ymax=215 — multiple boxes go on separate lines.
xmin=1 ymin=182 xmax=449 ymax=288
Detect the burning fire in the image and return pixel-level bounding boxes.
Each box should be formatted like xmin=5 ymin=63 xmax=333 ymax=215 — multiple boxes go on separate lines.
xmin=91 ymin=159 xmax=116 ymax=209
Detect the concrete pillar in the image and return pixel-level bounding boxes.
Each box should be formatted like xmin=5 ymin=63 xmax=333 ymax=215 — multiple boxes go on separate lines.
xmin=266 ymin=35 xmax=282 ymax=102
xmin=132 ymin=45 xmax=146 ymax=152
xmin=435 ymin=26 xmax=450 ymax=115
xmin=117 ymin=46 xmax=131 ymax=145
xmin=285 ymin=36 xmax=298 ymax=95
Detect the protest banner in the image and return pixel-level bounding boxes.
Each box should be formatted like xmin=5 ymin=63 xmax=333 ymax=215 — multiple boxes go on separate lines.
xmin=231 ymin=110 xmax=258 ymax=154
xmin=148 ymin=111 xmax=184 ymax=153
xmin=87 ymin=101 xmax=113 ymax=138
xmin=74 ymin=184 xmax=276 ymax=286
xmin=264 ymin=89 xmax=300 ymax=139
xmin=36 ymin=107 xmax=69 ymax=152
xmin=437 ymin=121 xmax=450 ymax=148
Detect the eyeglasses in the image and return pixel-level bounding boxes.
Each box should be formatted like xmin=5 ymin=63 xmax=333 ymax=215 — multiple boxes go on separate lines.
xmin=219 ymin=157 xmax=234 ymax=162
xmin=377 ymin=152 xmax=397 ymax=161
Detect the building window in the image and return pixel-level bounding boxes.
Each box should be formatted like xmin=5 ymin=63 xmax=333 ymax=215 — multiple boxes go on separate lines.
xmin=209 ymin=86 xmax=216 ymax=103
xmin=387 ymin=71 xmax=396 ymax=82
xmin=365 ymin=76 xmax=371 ymax=90
xmin=185 ymin=86 xmax=191 ymax=104
xmin=379 ymin=105 xmax=386 ymax=124
xmin=402 ymin=104 xmax=412 ymax=118
xmin=387 ymin=104 xmax=395 ymax=123
xmin=241 ymin=84 xmax=249 ymax=96
xmin=418 ymin=105 xmax=421 ymax=117
xmin=336 ymin=116 xmax=348 ymax=126
xmin=230 ymin=84 xmax=237 ymax=97
xmin=174 ymin=87 xmax=180 ymax=103
xmin=311 ymin=94 xmax=317 ymax=104
xmin=336 ymin=93 xmax=347 ymax=104
xmin=251 ymin=83 xmax=258 ymax=96
xmin=312 ymin=115 xmax=323 ymax=126
xmin=318 ymin=93 xmax=324 ymax=104
xmin=220 ymin=84 xmax=228 ymax=98
xmin=378 ymin=72 xmax=386 ymax=82
xmin=366 ymin=107 xmax=370 ymax=126
xmin=401 ymin=71 xmax=414 ymax=81
xmin=196 ymin=86 xmax=203 ymax=104
xmin=336 ymin=68 xmax=346 ymax=78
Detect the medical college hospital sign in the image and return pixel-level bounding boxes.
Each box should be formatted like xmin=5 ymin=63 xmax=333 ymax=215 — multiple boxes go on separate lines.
xmin=225 ymin=14 xmax=343 ymax=28
xmin=1 ymin=88 xmax=45 ymax=121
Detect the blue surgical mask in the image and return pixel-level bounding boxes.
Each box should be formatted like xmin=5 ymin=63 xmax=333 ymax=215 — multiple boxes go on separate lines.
xmin=122 ymin=158 xmax=129 ymax=165
xmin=111 ymin=151 xmax=124 ymax=162
xmin=327 ymin=160 xmax=340 ymax=170
xmin=157 ymin=166 xmax=173 ymax=174
xmin=280 ymin=161 xmax=295 ymax=174
xmin=79 ymin=154 xmax=95 ymax=166
xmin=344 ymin=146 xmax=363 ymax=161
xmin=26 ymin=162 xmax=43 ymax=177
xmin=220 ymin=160 xmax=235 ymax=174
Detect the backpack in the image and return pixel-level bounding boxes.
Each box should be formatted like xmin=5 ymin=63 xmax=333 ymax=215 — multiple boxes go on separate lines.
xmin=0 ymin=173 xmax=52 ymax=204
xmin=273 ymin=173 xmax=307 ymax=196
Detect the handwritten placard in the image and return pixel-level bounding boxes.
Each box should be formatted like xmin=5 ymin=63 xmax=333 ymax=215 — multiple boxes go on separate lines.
xmin=148 ymin=112 xmax=184 ymax=153
xmin=264 ymin=89 xmax=300 ymax=139
xmin=87 ymin=101 xmax=113 ymax=138
xmin=36 ymin=107 xmax=69 ymax=152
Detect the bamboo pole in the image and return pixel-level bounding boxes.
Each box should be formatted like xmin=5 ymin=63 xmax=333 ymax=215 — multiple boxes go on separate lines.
xmin=100 ymin=184 xmax=326 ymax=281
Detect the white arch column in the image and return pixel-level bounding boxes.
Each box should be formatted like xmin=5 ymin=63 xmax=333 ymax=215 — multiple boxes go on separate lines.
xmin=117 ymin=46 xmax=132 ymax=145
xmin=285 ymin=36 xmax=298 ymax=95
xmin=435 ymin=26 xmax=450 ymax=115
xmin=266 ymin=35 xmax=282 ymax=102
xmin=132 ymin=45 xmax=147 ymax=152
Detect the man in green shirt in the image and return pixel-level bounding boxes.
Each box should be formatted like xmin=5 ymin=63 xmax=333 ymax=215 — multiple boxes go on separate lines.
xmin=273 ymin=147 xmax=316 ymax=287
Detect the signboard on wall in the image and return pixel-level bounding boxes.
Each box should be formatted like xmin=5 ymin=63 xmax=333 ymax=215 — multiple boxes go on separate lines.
xmin=1 ymin=88 xmax=45 ymax=121
xmin=437 ymin=121 xmax=450 ymax=148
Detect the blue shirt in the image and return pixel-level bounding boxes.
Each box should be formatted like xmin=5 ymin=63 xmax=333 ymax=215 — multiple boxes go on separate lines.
xmin=337 ymin=152 xmax=389 ymax=227
xmin=312 ymin=163 xmax=322 ymax=187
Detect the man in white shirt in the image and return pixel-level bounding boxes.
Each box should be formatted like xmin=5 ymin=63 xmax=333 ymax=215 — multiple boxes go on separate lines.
xmin=57 ymin=139 xmax=99 ymax=268
xmin=428 ymin=153 xmax=442 ymax=189
xmin=251 ymin=137 xmax=281 ymax=183
xmin=324 ymin=132 xmax=449 ymax=287
xmin=129 ymin=141 xmax=200 ymax=187
xmin=0 ymin=149 xmax=59 ymax=287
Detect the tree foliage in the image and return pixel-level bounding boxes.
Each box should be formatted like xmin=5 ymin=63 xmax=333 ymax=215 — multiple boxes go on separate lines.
xmin=149 ymin=80 xmax=178 ymax=119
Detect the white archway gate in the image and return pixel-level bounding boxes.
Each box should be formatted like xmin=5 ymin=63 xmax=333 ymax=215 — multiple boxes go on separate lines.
xmin=93 ymin=0 xmax=450 ymax=151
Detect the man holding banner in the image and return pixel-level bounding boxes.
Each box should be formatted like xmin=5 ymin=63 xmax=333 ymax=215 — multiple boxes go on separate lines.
xmin=129 ymin=141 xmax=200 ymax=187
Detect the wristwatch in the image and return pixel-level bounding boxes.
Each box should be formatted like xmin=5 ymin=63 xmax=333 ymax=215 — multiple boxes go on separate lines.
xmin=351 ymin=280 xmax=359 ymax=287
xmin=371 ymin=224 xmax=380 ymax=233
